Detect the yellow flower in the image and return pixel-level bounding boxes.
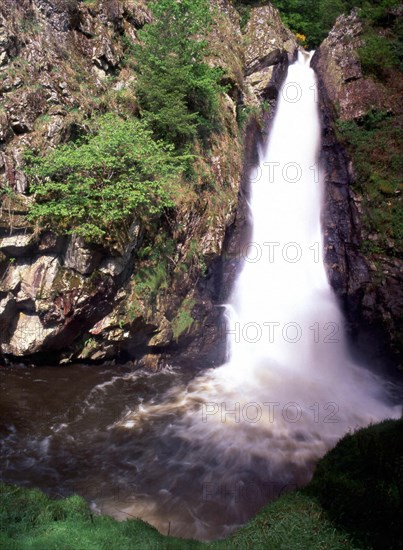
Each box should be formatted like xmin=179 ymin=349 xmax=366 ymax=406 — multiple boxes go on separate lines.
xmin=295 ymin=33 xmax=307 ymax=44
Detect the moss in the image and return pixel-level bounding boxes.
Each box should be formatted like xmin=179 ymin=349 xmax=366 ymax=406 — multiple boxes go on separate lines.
xmin=358 ymin=29 xmax=400 ymax=79
xmin=0 ymin=193 xmax=33 ymax=232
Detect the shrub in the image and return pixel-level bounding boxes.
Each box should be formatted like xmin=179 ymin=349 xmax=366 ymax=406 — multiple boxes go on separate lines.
xmin=254 ymin=0 xmax=403 ymax=49
xmin=26 ymin=114 xmax=186 ymax=247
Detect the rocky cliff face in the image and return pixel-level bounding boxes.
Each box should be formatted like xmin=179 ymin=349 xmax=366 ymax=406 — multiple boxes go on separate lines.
xmin=0 ymin=0 xmax=297 ymax=366
xmin=312 ymin=10 xmax=402 ymax=371
xmin=243 ymin=4 xmax=297 ymax=100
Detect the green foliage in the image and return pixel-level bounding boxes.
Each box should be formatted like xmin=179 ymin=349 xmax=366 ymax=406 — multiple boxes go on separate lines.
xmin=307 ymin=418 xmax=403 ymax=549
xmin=335 ymin=110 xmax=402 ymax=256
xmin=133 ymin=0 xmax=225 ymax=149
xmin=128 ymin=230 xmax=176 ymax=315
xmin=271 ymin=0 xmax=325 ymax=47
xmin=235 ymin=3 xmax=252 ymax=30
xmin=358 ymin=29 xmax=400 ymax=79
xmin=183 ymin=238 xmax=208 ymax=277
xmin=0 ymin=184 xmax=16 ymax=199
xmin=25 ymin=114 xmax=185 ymax=246
xmin=134 ymin=263 xmax=170 ymax=304
xmin=0 ymin=484 xmax=357 ymax=549
xmin=236 ymin=103 xmax=264 ymax=131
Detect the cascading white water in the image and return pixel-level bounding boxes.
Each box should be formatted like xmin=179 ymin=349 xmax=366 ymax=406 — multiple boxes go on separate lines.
xmin=101 ymin=51 xmax=401 ymax=539
xmin=226 ymin=49 xmax=331 ymax=374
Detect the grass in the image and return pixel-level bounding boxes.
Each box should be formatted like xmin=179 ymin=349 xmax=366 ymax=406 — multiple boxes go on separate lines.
xmin=0 ymin=486 xmax=356 ymax=550
xmin=2 ymin=418 xmax=402 ymax=549
xmin=213 ymin=493 xmax=359 ymax=549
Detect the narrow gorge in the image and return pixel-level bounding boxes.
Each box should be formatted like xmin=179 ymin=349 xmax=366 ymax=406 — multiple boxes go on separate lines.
xmin=0 ymin=1 xmax=402 ymax=548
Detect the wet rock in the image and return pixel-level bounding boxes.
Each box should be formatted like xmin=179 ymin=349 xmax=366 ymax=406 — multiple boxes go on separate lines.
xmin=0 ymin=112 xmax=13 ymax=143
xmin=92 ymin=39 xmax=120 ymax=74
xmin=35 ymin=0 xmax=80 ymax=33
xmin=18 ymin=255 xmax=61 ymax=303
xmin=141 ymin=353 xmax=163 ymax=371
xmin=99 ymin=221 xmax=140 ymax=277
xmin=47 ymin=104 xmax=67 ymax=116
xmin=10 ymin=119 xmax=31 ymax=134
xmin=0 ymin=292 xmax=16 ymax=340
xmin=38 ymin=232 xmax=65 ymax=254
xmin=47 ymin=115 xmax=65 ymax=144
xmin=0 ymin=12 xmax=18 ymax=66
xmin=148 ymin=317 xmax=173 ymax=347
xmin=246 ymin=66 xmax=275 ymax=97
xmin=245 ymin=5 xmax=297 ymax=70
xmin=0 ymin=0 xmax=299 ymax=365
xmin=0 ymin=255 xmax=61 ymax=310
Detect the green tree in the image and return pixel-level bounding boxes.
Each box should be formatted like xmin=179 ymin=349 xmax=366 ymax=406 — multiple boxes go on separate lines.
xmin=133 ymin=0 xmax=225 ymax=149
xmin=26 ymin=114 xmax=185 ymax=246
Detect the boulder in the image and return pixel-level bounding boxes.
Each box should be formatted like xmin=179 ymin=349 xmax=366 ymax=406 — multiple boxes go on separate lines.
xmin=0 ymin=233 xmax=35 ymax=256
xmin=64 ymin=235 xmax=102 ymax=275
xmin=244 ymin=5 xmax=298 ymax=100
xmin=2 ymin=312 xmax=54 ymax=355
xmin=312 ymin=11 xmax=390 ymax=120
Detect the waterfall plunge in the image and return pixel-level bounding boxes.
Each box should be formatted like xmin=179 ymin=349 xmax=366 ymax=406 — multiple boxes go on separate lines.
xmin=104 ymin=52 xmax=401 ymax=539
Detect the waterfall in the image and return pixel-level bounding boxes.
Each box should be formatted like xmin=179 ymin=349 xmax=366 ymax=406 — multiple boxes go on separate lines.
xmin=101 ymin=51 xmax=401 ymax=539
xmin=226 ymin=50 xmax=331 ymax=373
